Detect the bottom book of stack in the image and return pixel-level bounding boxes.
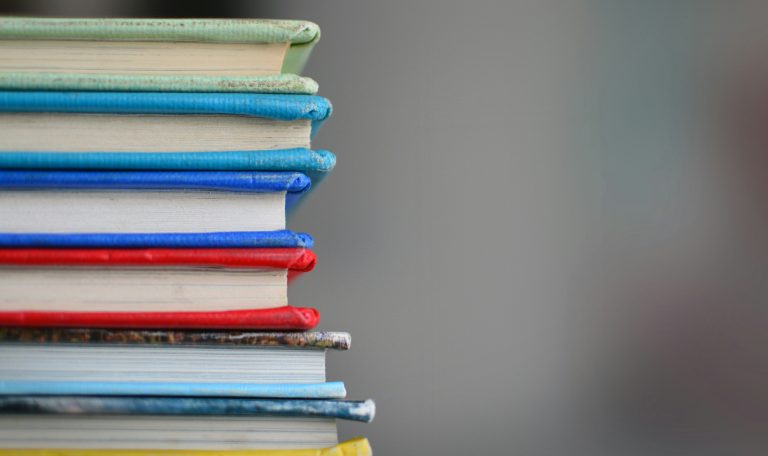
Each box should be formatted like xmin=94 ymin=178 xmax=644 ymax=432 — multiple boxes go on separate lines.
xmin=0 ymin=328 xmax=374 ymax=455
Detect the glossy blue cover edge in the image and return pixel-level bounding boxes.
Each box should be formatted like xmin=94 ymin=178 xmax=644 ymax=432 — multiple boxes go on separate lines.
xmin=0 ymin=149 xmax=336 ymax=185
xmin=0 ymin=230 xmax=313 ymax=248
xmin=0 ymin=91 xmax=332 ymax=120
xmin=0 ymin=396 xmax=375 ymax=423
xmin=0 ymin=381 xmax=347 ymax=399
xmin=0 ymin=170 xmax=310 ymax=192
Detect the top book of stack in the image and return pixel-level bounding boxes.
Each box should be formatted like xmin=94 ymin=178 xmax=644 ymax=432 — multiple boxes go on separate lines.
xmin=0 ymin=17 xmax=321 ymax=93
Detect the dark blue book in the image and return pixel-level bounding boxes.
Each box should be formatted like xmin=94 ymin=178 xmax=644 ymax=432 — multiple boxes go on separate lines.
xmin=0 ymin=170 xmax=310 ymax=238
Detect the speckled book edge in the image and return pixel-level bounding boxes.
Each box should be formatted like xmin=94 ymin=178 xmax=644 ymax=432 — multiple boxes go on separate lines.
xmin=0 ymin=73 xmax=319 ymax=94
xmin=0 ymin=397 xmax=375 ymax=422
xmin=0 ymin=328 xmax=351 ymax=350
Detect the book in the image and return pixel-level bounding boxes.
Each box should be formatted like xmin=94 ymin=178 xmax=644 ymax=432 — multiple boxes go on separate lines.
xmin=0 ymin=397 xmax=374 ymax=450
xmin=0 ymin=247 xmax=315 ymax=314
xmin=0 ymin=16 xmax=374 ymax=454
xmin=0 ymin=17 xmax=321 ymax=93
xmin=0 ymin=92 xmax=332 ymax=152
xmin=0 ymin=171 xmax=310 ymax=233
xmin=0 ymin=330 xmax=348 ymax=387
xmin=0 ymin=437 xmax=372 ymax=456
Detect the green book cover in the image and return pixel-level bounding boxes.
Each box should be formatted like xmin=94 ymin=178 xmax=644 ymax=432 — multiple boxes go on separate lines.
xmin=0 ymin=73 xmax=318 ymax=94
xmin=0 ymin=17 xmax=321 ymax=93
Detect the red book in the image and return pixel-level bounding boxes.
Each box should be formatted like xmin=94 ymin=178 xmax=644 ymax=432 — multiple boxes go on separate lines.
xmin=0 ymin=248 xmax=318 ymax=330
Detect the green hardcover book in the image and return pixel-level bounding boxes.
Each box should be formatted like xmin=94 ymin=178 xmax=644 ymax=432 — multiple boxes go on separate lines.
xmin=0 ymin=17 xmax=321 ymax=93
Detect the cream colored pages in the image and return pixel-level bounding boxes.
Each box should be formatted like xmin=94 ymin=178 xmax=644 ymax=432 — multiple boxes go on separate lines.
xmin=0 ymin=40 xmax=289 ymax=76
xmin=0 ymin=114 xmax=310 ymax=152
xmin=0 ymin=268 xmax=287 ymax=311
xmin=0 ymin=190 xmax=286 ymax=233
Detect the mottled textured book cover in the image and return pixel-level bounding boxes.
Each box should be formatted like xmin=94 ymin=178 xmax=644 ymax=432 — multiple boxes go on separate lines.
xmin=0 ymin=396 xmax=374 ymax=422
xmin=0 ymin=328 xmax=350 ymax=350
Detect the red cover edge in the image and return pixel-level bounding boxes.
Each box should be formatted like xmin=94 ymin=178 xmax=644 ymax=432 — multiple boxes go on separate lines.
xmin=0 ymin=248 xmax=317 ymax=271
xmin=0 ymin=306 xmax=320 ymax=330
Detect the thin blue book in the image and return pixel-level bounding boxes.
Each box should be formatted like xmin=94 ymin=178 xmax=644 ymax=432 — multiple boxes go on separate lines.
xmin=0 ymin=171 xmax=311 ymax=236
xmin=0 ymin=92 xmax=335 ymax=187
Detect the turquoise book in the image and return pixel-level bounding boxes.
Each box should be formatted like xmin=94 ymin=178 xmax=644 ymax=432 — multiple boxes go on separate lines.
xmin=0 ymin=91 xmax=335 ymax=187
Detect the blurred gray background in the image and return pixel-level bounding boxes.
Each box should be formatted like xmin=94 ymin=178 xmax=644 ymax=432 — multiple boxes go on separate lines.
xmin=3 ymin=1 xmax=768 ymax=455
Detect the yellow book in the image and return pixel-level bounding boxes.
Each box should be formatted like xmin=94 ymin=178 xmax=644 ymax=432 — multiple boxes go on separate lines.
xmin=0 ymin=437 xmax=371 ymax=456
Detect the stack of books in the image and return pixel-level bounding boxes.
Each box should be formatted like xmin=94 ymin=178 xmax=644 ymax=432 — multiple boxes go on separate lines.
xmin=0 ymin=17 xmax=373 ymax=455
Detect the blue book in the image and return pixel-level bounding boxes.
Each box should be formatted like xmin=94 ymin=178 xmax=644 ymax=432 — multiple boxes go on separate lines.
xmin=0 ymin=396 xmax=375 ymax=423
xmin=0 ymin=92 xmax=335 ymax=189
xmin=0 ymin=380 xmax=347 ymax=400
xmin=0 ymin=171 xmax=311 ymax=237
